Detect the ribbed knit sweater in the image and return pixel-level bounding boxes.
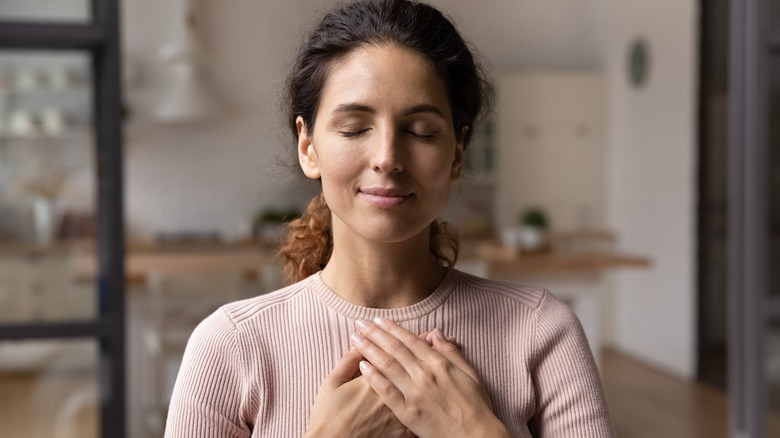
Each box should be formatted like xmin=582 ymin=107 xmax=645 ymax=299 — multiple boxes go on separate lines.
xmin=165 ymin=269 xmax=615 ymax=437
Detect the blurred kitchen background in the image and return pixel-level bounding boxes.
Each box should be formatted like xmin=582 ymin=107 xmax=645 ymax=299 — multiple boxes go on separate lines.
xmin=0 ymin=0 xmax=778 ymax=437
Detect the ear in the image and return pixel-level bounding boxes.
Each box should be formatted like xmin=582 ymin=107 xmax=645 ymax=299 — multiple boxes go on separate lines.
xmin=451 ymin=125 xmax=468 ymax=181
xmin=297 ymin=116 xmax=321 ymax=179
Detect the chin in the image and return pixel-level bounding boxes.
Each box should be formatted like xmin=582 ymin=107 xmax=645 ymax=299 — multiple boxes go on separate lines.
xmin=354 ymin=217 xmax=433 ymax=245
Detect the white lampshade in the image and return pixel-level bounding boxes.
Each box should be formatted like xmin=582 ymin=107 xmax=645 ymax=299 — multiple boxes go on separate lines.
xmin=153 ymin=63 xmax=221 ymax=123
xmin=153 ymin=0 xmax=222 ymax=124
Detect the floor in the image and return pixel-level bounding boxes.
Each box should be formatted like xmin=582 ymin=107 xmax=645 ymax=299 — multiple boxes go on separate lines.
xmin=601 ymin=349 xmax=729 ymax=438
xmin=0 ymin=369 xmax=97 ymax=438
xmin=2 ymin=348 xmax=779 ymax=437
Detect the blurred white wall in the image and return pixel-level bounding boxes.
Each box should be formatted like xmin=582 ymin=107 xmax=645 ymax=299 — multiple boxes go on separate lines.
xmin=596 ymin=0 xmax=698 ymax=379
xmin=121 ymin=0 xmax=327 ymax=239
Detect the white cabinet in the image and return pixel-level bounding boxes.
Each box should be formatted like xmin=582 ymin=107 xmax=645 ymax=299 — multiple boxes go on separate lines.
xmin=494 ymin=73 xmax=605 ymax=231
xmin=0 ymin=253 xmax=94 ymax=323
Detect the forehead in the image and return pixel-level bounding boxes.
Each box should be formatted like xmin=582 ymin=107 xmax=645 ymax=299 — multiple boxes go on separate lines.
xmin=318 ymin=44 xmax=452 ymax=116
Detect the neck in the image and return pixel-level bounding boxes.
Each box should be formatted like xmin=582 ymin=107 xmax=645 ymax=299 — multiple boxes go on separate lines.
xmin=320 ymin=223 xmax=447 ymax=309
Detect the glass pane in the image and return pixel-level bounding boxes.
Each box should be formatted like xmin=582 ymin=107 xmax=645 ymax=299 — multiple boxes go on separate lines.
xmin=769 ymin=320 xmax=780 ymax=436
xmin=773 ymin=0 xmax=780 ymax=29
xmin=0 ymin=50 xmax=97 ymax=323
xmin=0 ymin=0 xmax=89 ymax=23
xmin=0 ymin=339 xmax=98 ymax=438
xmin=771 ymin=55 xmax=780 ymax=298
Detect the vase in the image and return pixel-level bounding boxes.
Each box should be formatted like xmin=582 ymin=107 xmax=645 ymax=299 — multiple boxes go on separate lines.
xmin=32 ymin=198 xmax=56 ymax=245
xmin=518 ymin=225 xmax=546 ymax=252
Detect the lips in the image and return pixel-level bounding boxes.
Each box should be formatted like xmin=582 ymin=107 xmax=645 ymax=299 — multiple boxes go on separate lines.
xmin=359 ymin=187 xmax=414 ymax=207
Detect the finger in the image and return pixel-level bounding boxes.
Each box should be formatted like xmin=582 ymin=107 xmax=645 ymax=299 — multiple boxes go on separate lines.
xmin=424 ymin=330 xmax=456 ymax=345
xmin=358 ymin=359 xmax=407 ymax=417
xmin=351 ymin=330 xmax=412 ymax=387
xmin=323 ymin=348 xmax=363 ymax=389
xmin=354 ymin=319 xmax=424 ymax=369
xmin=428 ymin=328 xmax=482 ymax=384
xmin=359 ymin=317 xmax=438 ymax=364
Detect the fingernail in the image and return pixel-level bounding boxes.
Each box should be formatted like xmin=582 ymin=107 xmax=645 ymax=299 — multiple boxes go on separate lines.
xmin=434 ymin=327 xmax=445 ymax=341
xmin=355 ymin=319 xmax=368 ymax=330
xmin=446 ymin=336 xmax=457 ymax=343
xmin=425 ymin=331 xmax=434 ymax=344
xmin=359 ymin=360 xmax=370 ymax=372
xmin=373 ymin=316 xmax=386 ymax=326
xmin=351 ymin=333 xmax=364 ymax=346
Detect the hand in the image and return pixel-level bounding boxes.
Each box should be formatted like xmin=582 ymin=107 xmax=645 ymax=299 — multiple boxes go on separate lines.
xmin=351 ymin=318 xmax=510 ymax=438
xmin=305 ymin=348 xmax=415 ymax=438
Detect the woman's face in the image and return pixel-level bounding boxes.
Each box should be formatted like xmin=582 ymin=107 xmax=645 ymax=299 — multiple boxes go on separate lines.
xmin=297 ymin=44 xmax=464 ymax=246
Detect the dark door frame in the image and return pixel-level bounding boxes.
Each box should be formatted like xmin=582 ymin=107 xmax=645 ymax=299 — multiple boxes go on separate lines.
xmin=728 ymin=0 xmax=777 ymax=436
xmin=0 ymin=1 xmax=126 ymax=435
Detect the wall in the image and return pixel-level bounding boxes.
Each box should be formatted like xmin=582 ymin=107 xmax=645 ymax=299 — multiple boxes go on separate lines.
xmin=494 ymin=73 xmax=606 ymax=231
xmin=596 ymin=0 xmax=698 ymax=378
xmin=430 ymin=0 xmax=601 ymax=70
xmin=121 ymin=0 xmax=329 ymax=239
xmin=120 ymin=0 xmax=602 ymax=239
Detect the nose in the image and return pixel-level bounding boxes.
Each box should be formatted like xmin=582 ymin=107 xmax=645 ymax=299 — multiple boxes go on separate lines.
xmin=370 ymin=127 xmax=404 ymax=174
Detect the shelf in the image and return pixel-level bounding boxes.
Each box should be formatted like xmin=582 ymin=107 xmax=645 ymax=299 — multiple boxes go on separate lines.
xmin=0 ymin=87 xmax=88 ymax=97
xmin=0 ymin=128 xmax=91 ymax=142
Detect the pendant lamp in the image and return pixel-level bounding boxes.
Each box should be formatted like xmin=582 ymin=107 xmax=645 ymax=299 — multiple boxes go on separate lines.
xmin=153 ymin=0 xmax=222 ymax=123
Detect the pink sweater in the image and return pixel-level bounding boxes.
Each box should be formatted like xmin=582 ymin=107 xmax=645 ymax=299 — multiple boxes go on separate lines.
xmin=165 ymin=269 xmax=615 ymax=437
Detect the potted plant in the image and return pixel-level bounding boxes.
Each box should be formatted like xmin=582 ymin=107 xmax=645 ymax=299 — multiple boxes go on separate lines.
xmin=518 ymin=207 xmax=549 ymax=252
xmin=253 ymin=208 xmax=301 ymax=244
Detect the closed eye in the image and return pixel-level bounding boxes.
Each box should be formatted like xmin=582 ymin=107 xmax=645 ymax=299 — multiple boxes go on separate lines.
xmin=408 ymin=131 xmax=436 ymax=140
xmin=340 ymin=129 xmax=370 ymax=138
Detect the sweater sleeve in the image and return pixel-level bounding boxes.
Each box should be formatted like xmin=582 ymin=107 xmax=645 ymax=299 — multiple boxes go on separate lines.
xmin=529 ymin=290 xmax=616 ymax=437
xmin=164 ymin=307 xmax=251 ymax=438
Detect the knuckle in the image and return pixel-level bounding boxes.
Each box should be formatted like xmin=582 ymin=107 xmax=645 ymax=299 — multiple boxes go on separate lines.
xmin=417 ymin=368 xmax=437 ymax=385
xmin=430 ymin=356 xmax=451 ymax=373
xmin=386 ymin=338 xmax=404 ymax=353
xmin=378 ymin=354 xmax=397 ymax=369
xmin=441 ymin=342 xmax=460 ymax=354
xmin=363 ymin=323 xmax=379 ymax=337
xmin=376 ymin=378 xmax=395 ymax=396
xmin=405 ymin=405 xmax=424 ymax=423
xmin=399 ymin=331 xmax=418 ymax=346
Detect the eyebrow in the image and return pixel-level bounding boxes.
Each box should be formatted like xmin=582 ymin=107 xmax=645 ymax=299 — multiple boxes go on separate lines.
xmin=333 ymin=102 xmax=446 ymax=118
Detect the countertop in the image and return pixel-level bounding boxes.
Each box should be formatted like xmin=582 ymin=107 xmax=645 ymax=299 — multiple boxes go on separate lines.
xmin=0 ymin=238 xmax=651 ymax=285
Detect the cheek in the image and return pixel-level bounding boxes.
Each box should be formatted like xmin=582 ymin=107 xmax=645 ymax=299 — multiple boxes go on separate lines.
xmin=419 ymin=150 xmax=457 ymax=181
xmin=317 ymin=142 xmax=360 ymax=178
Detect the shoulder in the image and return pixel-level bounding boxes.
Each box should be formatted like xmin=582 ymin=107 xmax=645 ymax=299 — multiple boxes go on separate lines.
xmin=450 ymin=268 xmax=552 ymax=311
xmin=216 ymin=274 xmax=315 ymax=327
xmin=450 ymin=269 xmax=582 ymax=340
xmin=183 ymin=276 xmax=316 ymax=370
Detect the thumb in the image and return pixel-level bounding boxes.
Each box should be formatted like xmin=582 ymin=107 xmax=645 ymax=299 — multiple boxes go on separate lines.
xmin=323 ymin=348 xmax=363 ymax=389
xmin=428 ymin=328 xmax=482 ymax=384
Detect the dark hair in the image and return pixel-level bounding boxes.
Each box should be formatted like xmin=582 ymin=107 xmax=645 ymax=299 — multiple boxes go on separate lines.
xmin=280 ymin=0 xmax=493 ymax=284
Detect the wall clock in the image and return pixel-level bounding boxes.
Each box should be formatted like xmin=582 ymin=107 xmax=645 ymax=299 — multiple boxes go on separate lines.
xmin=628 ymin=38 xmax=650 ymax=89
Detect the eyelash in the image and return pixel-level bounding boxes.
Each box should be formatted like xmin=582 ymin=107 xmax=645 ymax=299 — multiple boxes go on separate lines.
xmin=340 ymin=129 xmax=369 ymax=138
xmin=411 ymin=132 xmax=435 ymax=140
xmin=339 ymin=130 xmax=435 ymax=140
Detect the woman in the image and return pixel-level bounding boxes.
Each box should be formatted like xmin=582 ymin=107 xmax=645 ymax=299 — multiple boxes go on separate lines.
xmin=165 ymin=0 xmax=615 ymax=436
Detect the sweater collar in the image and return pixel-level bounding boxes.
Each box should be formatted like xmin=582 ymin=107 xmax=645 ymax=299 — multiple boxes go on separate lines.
xmin=307 ymin=268 xmax=458 ymax=321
